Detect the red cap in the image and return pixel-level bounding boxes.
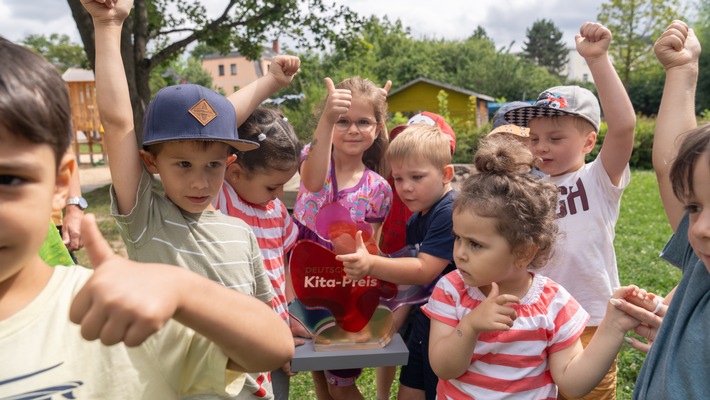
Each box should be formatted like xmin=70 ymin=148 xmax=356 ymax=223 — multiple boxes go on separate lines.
xmin=389 ymin=111 xmax=456 ymax=154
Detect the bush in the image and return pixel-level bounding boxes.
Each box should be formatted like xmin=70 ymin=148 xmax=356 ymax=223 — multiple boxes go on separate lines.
xmin=587 ymin=115 xmax=656 ymax=170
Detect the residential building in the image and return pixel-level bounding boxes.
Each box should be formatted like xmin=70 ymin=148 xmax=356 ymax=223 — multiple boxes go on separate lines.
xmin=202 ymin=40 xmax=279 ymax=96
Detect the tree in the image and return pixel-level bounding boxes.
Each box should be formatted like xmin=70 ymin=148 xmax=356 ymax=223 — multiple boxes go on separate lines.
xmin=598 ymin=0 xmax=684 ymax=87
xmin=522 ymin=19 xmax=568 ymax=76
xmin=67 ymin=0 xmax=365 ymax=138
xmin=21 ymin=33 xmax=89 ymax=72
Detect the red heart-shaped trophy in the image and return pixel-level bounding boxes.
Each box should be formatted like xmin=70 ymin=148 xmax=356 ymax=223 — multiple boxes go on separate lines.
xmin=290 ymin=240 xmax=397 ymax=332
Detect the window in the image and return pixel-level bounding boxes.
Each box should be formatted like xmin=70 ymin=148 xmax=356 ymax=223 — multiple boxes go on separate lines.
xmin=230 ymin=64 xmax=237 ymax=75
xmin=582 ymin=73 xmax=589 ymax=82
xmin=218 ymin=65 xmax=225 ymax=76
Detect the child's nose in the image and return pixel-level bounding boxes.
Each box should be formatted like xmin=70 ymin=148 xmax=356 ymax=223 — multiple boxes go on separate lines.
xmin=191 ymin=172 xmax=209 ymax=189
xmin=691 ymin=210 xmax=710 ymax=240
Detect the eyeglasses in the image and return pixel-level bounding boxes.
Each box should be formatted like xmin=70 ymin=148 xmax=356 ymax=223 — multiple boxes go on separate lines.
xmin=334 ymin=118 xmax=377 ymax=132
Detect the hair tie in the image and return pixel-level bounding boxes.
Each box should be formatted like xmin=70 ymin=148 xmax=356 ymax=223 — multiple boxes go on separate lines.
xmin=282 ymin=117 xmax=288 ymax=122
xmin=257 ymin=133 xmax=267 ymax=142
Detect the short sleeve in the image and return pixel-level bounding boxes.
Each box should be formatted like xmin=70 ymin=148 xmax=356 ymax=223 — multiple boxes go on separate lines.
xmin=417 ymin=204 xmax=455 ymax=262
xmin=421 ymin=274 xmax=461 ymax=327
xmin=364 ymin=173 xmax=393 ymax=223
xmin=660 ymin=213 xmax=698 ymax=274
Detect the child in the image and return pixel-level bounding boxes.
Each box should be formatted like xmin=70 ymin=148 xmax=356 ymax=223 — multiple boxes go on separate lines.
xmin=486 ymin=101 xmax=531 ymax=139
xmin=0 ymin=35 xmax=293 ymax=398
xmin=379 ymin=111 xmax=456 ymax=255
xmin=423 ymin=135 xmax=645 ymax=399
xmin=338 ymin=125 xmax=457 ymax=400
xmin=374 ymin=112 xmax=455 ymax=400
xmin=630 ymin=20 xmax=710 ymax=398
xmin=504 ymin=22 xmax=636 ymax=398
xmin=292 ymin=76 xmax=392 ymax=400
xmin=82 ymin=0 xmax=300 ymax=398
xmin=213 ymin=107 xmax=303 ymax=400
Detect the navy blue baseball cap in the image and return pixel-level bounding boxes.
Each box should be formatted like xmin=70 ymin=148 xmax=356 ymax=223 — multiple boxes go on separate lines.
xmin=142 ymin=84 xmax=259 ymax=151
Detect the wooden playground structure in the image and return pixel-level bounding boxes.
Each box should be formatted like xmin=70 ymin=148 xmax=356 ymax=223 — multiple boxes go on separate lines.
xmin=63 ymin=68 xmax=106 ymax=166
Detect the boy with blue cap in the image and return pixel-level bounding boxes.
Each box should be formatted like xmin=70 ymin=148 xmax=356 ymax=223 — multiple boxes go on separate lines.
xmin=83 ymin=0 xmax=300 ymax=398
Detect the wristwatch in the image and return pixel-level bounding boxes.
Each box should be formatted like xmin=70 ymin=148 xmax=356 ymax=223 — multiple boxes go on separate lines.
xmin=66 ymin=196 xmax=88 ymax=210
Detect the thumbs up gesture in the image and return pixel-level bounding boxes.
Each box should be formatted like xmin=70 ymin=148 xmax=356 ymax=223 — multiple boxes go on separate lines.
xmin=463 ymin=282 xmax=520 ymax=334
xmin=337 ymin=231 xmax=374 ymax=281
xmin=322 ymin=77 xmax=352 ymax=125
xmin=69 ymin=214 xmax=182 ymax=347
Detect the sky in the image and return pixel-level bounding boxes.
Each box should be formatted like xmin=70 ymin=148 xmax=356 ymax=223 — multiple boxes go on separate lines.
xmin=0 ymin=0 xmax=613 ymax=52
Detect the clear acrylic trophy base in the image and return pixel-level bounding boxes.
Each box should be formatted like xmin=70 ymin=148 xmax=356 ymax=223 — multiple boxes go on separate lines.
xmin=312 ymin=307 xmax=395 ymax=351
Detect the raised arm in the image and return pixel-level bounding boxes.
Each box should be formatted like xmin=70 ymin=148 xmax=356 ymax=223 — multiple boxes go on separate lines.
xmin=83 ymin=0 xmax=143 ymax=215
xmin=227 ymin=55 xmax=300 ymax=127
xmin=576 ymin=22 xmax=636 ymax=186
xmin=299 ymin=77 xmax=351 ymax=192
xmin=70 ymin=214 xmax=294 ymax=372
xmin=652 ymin=21 xmax=701 ymax=231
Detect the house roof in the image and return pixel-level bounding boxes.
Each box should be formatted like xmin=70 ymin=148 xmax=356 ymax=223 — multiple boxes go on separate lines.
xmin=388 ymin=77 xmax=495 ymax=102
xmin=62 ymin=68 xmax=95 ymax=82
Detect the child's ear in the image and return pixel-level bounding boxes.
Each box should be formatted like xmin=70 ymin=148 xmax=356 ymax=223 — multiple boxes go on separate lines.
xmin=226 ymin=162 xmax=244 ymax=181
xmin=443 ymin=164 xmax=455 ymax=184
xmin=53 ymin=151 xmax=76 ymax=211
xmin=227 ymin=153 xmax=237 ymax=166
xmin=139 ymin=150 xmax=159 ymax=174
xmin=514 ymin=243 xmax=538 ymax=269
xmin=582 ymin=131 xmax=598 ymax=154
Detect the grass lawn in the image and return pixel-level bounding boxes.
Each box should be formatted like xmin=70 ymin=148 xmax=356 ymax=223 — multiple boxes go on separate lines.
xmin=74 ymin=169 xmax=679 ymax=400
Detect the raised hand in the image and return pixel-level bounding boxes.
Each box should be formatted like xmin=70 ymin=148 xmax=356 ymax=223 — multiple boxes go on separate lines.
xmin=69 ymin=214 xmax=183 ymax=347
xmin=463 ymin=282 xmax=520 ymax=334
xmin=81 ymin=0 xmax=132 ymax=24
xmin=379 ymin=80 xmax=392 ymax=100
xmin=269 ymin=55 xmax=301 ymax=88
xmin=654 ymin=20 xmax=701 ymax=70
xmin=576 ymin=22 xmax=612 ymax=61
xmin=322 ymin=77 xmax=352 ymax=125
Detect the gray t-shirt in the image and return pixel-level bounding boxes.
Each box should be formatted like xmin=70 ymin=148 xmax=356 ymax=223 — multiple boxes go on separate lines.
xmin=110 ymin=169 xmax=273 ymax=303
xmin=633 ymin=213 xmax=710 ymax=399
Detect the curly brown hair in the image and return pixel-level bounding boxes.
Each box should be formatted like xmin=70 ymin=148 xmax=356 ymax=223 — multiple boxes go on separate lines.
xmin=455 ymin=135 xmax=559 ymax=269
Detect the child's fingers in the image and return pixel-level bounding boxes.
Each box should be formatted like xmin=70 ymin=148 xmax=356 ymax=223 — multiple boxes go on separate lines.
xmin=73 ymin=300 xmax=108 ymax=342
xmin=81 ymin=213 xmax=115 ymax=270
xmin=382 ymin=80 xmax=392 ymax=94
xmin=325 ymin=77 xmax=335 ymax=94
xmin=97 ymin=312 xmax=132 ymax=346
xmin=624 ymin=336 xmax=652 ymax=353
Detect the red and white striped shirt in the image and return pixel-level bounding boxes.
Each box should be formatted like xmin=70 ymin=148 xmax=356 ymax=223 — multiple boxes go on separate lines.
xmin=422 ymin=271 xmax=589 ymax=400
xmin=215 ymin=182 xmax=298 ymax=324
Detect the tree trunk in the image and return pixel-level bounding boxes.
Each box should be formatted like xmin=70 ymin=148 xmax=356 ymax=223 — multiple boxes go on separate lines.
xmin=68 ymin=0 xmax=146 ymax=145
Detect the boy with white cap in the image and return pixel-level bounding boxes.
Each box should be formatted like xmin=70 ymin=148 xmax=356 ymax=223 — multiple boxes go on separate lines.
xmin=504 ymin=21 xmax=635 ymax=399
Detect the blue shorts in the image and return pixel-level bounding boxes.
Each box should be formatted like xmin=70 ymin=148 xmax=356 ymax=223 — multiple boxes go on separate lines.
xmin=398 ymin=308 xmax=438 ymax=399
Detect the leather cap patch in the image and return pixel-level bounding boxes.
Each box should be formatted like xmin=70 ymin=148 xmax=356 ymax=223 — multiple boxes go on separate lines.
xmin=188 ymin=98 xmax=218 ymax=126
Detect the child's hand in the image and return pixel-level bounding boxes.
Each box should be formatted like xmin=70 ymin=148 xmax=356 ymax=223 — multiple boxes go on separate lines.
xmin=337 ymin=231 xmax=374 ymax=281
xmin=576 ymin=22 xmax=612 ymax=61
xmin=605 ymin=285 xmax=649 ymax=335
xmin=654 ymin=20 xmax=701 ymax=70
xmin=379 ymin=80 xmax=392 ymax=99
xmin=70 ymin=214 xmax=182 ymax=347
xmin=81 ymin=0 xmax=132 ymax=25
xmin=269 ymin=55 xmax=301 ymax=89
xmin=463 ymin=282 xmax=519 ymax=334
xmin=322 ymin=77 xmax=352 ymax=125
xmin=610 ymin=286 xmax=666 ymax=352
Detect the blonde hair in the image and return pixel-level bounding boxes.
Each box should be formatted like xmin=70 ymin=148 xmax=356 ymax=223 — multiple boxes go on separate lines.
xmin=455 ymin=135 xmax=559 ymax=270
xmin=386 ymin=125 xmax=452 ymax=170
xmin=333 ymin=77 xmax=389 ymax=175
